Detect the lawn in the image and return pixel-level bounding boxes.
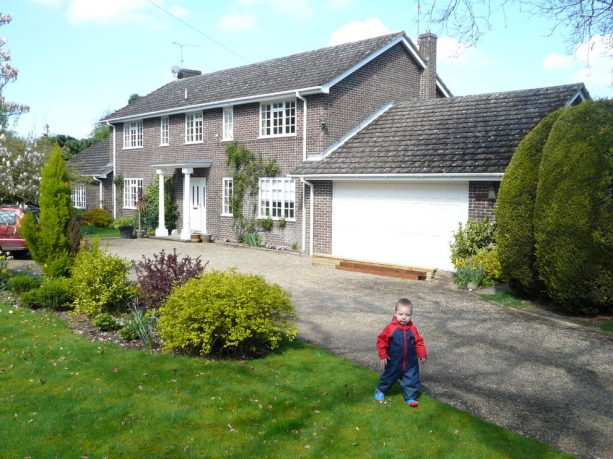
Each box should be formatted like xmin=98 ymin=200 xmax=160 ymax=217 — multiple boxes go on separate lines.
xmin=599 ymin=320 xmax=613 ymax=333
xmin=479 ymin=291 xmax=527 ymax=309
xmin=80 ymin=224 xmax=120 ymax=238
xmin=0 ymin=305 xmax=568 ymax=458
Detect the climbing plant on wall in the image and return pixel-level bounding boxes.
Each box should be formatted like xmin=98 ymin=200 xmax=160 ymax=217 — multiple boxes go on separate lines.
xmin=225 ymin=142 xmax=278 ymax=241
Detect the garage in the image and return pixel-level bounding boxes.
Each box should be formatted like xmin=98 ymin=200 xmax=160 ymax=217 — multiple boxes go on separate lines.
xmin=332 ymin=181 xmax=468 ymax=271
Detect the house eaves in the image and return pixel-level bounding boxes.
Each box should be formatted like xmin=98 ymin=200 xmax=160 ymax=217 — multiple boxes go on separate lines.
xmin=288 ymin=173 xmax=504 ymax=182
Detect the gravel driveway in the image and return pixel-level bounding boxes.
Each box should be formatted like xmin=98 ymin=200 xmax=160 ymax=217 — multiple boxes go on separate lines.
xmin=103 ymin=238 xmax=612 ymax=458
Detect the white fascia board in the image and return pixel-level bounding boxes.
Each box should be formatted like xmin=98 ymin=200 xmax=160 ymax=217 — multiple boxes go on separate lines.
xmin=321 ymin=36 xmax=426 ymax=93
xmin=104 ymin=86 xmax=325 ymax=124
xmin=436 ymin=77 xmax=452 ymax=97
xmin=288 ymin=173 xmax=504 ymax=182
xmin=565 ymin=84 xmax=590 ymax=106
xmin=307 ymin=102 xmax=394 ymax=161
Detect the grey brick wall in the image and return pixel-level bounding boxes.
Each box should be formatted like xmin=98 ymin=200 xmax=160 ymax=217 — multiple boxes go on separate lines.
xmin=310 ymin=181 xmax=333 ymax=254
xmin=468 ymin=181 xmax=499 ymax=221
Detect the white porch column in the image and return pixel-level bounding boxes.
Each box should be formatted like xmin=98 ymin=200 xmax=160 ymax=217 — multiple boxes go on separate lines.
xmin=180 ymin=168 xmax=193 ymax=240
xmin=155 ymin=169 xmax=168 ymax=237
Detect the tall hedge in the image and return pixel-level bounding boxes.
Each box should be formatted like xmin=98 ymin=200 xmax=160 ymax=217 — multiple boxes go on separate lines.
xmin=534 ymin=100 xmax=612 ymax=314
xmin=496 ymin=110 xmax=562 ymax=296
xmin=20 ymin=145 xmax=78 ymax=277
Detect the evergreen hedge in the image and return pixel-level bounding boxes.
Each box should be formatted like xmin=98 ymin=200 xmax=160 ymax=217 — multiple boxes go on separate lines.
xmin=496 ymin=110 xmax=561 ymax=296
xmin=534 ymin=100 xmax=612 ymax=314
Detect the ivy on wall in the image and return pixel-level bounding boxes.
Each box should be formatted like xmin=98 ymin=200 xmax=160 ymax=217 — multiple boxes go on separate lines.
xmin=225 ymin=142 xmax=278 ymax=241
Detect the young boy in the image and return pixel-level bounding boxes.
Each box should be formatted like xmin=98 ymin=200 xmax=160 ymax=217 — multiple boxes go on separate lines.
xmin=374 ymin=298 xmax=427 ymax=407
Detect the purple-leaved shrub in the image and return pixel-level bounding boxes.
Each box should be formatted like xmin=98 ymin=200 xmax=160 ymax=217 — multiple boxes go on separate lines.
xmin=134 ymin=248 xmax=207 ymax=309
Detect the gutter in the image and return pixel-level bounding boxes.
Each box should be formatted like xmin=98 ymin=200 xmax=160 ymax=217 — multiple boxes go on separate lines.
xmin=106 ymin=122 xmax=117 ymax=218
xmin=295 ymin=91 xmax=307 ymax=161
xmin=289 ymin=172 xmax=504 ymax=182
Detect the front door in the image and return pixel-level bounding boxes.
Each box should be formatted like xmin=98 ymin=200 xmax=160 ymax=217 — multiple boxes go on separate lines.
xmin=190 ymin=177 xmax=206 ymax=233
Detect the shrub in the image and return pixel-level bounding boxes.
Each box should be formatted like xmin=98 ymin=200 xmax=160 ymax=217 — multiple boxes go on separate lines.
xmin=71 ymin=242 xmax=136 ymax=316
xmin=119 ymin=325 xmax=139 ymax=341
xmin=243 ymin=232 xmax=264 ymax=247
xmin=112 ymin=216 xmax=135 ymax=229
xmin=496 ymin=110 xmax=562 ymax=296
xmin=134 ymin=249 xmax=207 ymax=309
xmin=93 ymin=313 xmax=121 ymax=332
xmin=123 ymin=306 xmax=158 ymax=350
xmin=455 ymin=261 xmax=486 ymax=289
xmin=455 ymin=247 xmax=502 ymax=285
xmin=258 ymin=216 xmax=273 ymax=231
xmin=535 ymin=100 xmax=613 ymax=314
xmin=158 ymin=269 xmax=297 ymax=356
xmin=82 ymin=208 xmax=112 ymax=228
xmin=20 ymin=278 xmax=74 ymax=310
xmin=19 ymin=146 xmax=77 ymax=277
xmin=278 ymin=217 xmax=286 ymax=228
xmin=7 ymin=273 xmax=42 ymax=294
xmin=450 ymin=218 xmax=496 ymax=269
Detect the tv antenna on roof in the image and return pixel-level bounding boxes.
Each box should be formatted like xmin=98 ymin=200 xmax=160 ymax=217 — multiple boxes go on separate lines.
xmin=172 ymin=41 xmax=198 ymax=67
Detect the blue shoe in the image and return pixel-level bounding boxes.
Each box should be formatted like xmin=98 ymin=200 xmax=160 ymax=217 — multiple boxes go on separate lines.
xmin=374 ymin=389 xmax=385 ymax=403
xmin=407 ymin=400 xmax=418 ymax=407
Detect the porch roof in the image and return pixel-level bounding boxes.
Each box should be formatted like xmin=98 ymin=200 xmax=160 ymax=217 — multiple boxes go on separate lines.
xmin=151 ymin=160 xmax=213 ymax=170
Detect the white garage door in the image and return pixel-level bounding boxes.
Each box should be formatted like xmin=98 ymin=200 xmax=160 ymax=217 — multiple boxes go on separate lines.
xmin=332 ymin=181 xmax=468 ymax=271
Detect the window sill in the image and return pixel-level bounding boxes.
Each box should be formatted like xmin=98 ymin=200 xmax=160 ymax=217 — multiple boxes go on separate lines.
xmin=123 ymin=206 xmax=137 ymax=210
xmin=258 ymin=133 xmax=297 ymax=139
xmin=184 ymin=141 xmax=204 ymax=145
xmin=221 ymin=213 xmax=234 ymax=217
xmin=221 ymin=138 xmax=234 ymax=142
xmin=122 ymin=146 xmax=144 ymax=150
xmin=160 ymin=143 xmax=169 ymax=147
xmin=258 ymin=217 xmax=296 ymax=222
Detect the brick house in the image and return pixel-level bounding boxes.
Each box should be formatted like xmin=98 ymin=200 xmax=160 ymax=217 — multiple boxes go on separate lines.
xmin=67 ymin=138 xmax=113 ymax=212
xmin=99 ymin=31 xmax=588 ymax=271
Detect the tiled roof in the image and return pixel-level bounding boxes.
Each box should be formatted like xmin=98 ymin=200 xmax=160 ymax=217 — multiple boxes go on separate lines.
xmin=68 ymin=139 xmax=111 ymax=176
xmin=292 ymin=83 xmax=587 ymax=176
xmin=104 ymin=32 xmax=411 ymax=121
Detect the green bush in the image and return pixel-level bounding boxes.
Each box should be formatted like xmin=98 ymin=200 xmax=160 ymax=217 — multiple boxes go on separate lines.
xmin=19 ymin=146 xmax=77 ymax=277
xmin=243 ymin=232 xmax=264 ymax=247
xmin=158 ymin=269 xmax=297 ymax=356
xmin=19 ymin=278 xmax=75 ymax=310
xmin=534 ymin=100 xmax=613 ymax=314
xmin=119 ymin=325 xmax=139 ymax=341
xmin=141 ymin=176 xmax=178 ymax=232
xmin=82 ymin=208 xmax=112 ymax=228
xmin=111 ymin=216 xmax=135 ymax=229
xmin=454 ymin=261 xmax=486 ymax=289
xmin=455 ymin=247 xmax=502 ymax=285
xmin=496 ymin=110 xmax=562 ymax=296
xmin=258 ymin=216 xmax=273 ymax=231
xmin=71 ymin=242 xmax=137 ymax=317
xmin=123 ymin=307 xmax=158 ymax=350
xmin=93 ymin=313 xmax=121 ymax=332
xmin=7 ymin=273 xmax=42 ymax=294
xmin=450 ymin=218 xmax=496 ymax=269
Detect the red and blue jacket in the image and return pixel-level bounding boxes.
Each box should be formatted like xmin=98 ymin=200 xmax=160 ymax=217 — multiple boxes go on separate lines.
xmin=376 ymin=317 xmax=427 ymax=371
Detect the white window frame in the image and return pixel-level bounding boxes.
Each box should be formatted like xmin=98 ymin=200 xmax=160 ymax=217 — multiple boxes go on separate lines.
xmin=222 ymin=106 xmax=233 ymax=141
xmin=71 ymin=184 xmax=86 ymax=209
xmin=160 ymin=116 xmax=169 ymax=146
xmin=222 ymin=177 xmax=233 ymax=216
xmin=258 ymin=178 xmax=295 ymax=220
xmin=123 ymin=178 xmax=143 ymax=209
xmin=123 ymin=120 xmax=143 ymax=149
xmin=259 ymin=100 xmax=296 ymax=137
xmin=185 ymin=111 xmax=203 ymax=144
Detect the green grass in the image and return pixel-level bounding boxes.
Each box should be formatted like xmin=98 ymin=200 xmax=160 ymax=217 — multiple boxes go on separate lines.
xmin=479 ymin=292 xmax=527 ymax=309
xmin=80 ymin=225 xmax=119 ymax=238
xmin=0 ymin=305 xmax=568 ymax=458
xmin=599 ymin=320 xmax=613 ymax=333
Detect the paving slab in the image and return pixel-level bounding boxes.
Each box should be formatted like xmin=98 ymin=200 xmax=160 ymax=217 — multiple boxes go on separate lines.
xmin=98 ymin=238 xmax=612 ymax=458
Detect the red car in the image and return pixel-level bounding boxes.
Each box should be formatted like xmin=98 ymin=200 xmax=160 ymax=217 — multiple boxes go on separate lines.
xmin=0 ymin=206 xmax=37 ymax=253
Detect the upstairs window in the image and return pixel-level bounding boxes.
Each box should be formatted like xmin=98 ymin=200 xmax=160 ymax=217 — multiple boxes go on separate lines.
xmin=185 ymin=111 xmax=203 ymax=143
xmin=123 ymin=121 xmax=143 ymax=148
xmin=222 ymin=177 xmax=233 ymax=216
xmin=71 ymin=185 xmax=86 ymax=209
xmin=222 ymin=106 xmax=233 ymax=141
xmin=123 ymin=178 xmax=143 ymax=209
xmin=259 ymin=178 xmax=295 ymax=219
xmin=160 ymin=116 xmax=169 ymax=145
xmin=260 ymin=100 xmax=296 ymax=137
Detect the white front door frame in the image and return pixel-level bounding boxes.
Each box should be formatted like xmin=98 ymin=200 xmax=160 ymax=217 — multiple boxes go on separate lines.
xmin=189 ymin=177 xmax=206 ymax=234
xmin=179 ymin=168 xmax=193 ymax=240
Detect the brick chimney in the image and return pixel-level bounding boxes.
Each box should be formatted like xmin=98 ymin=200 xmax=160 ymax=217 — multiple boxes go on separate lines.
xmin=418 ymin=32 xmax=437 ymax=99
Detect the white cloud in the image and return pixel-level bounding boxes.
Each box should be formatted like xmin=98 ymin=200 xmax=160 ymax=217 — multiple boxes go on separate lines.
xmin=437 ymin=36 xmax=492 ymax=65
xmin=234 ymin=0 xmax=313 ymax=18
xmin=169 ymin=5 xmax=190 ymax=19
xmin=542 ymin=35 xmax=613 ymax=97
xmin=328 ymin=18 xmax=391 ymax=46
xmin=218 ymin=12 xmax=258 ymax=32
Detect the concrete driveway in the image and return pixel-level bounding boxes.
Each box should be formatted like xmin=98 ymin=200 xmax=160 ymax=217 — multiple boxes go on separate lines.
xmin=103 ymin=238 xmax=612 ymax=458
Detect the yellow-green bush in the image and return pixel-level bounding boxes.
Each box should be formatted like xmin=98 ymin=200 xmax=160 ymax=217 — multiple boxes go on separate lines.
xmin=454 ymin=247 xmax=502 ymax=285
xmin=82 ymin=208 xmax=112 ymax=227
xmin=158 ymin=269 xmax=297 ymax=356
xmin=71 ymin=242 xmax=136 ymax=316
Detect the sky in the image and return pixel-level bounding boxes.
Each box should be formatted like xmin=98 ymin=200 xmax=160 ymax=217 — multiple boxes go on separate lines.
xmin=2 ymin=0 xmax=612 ymax=139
